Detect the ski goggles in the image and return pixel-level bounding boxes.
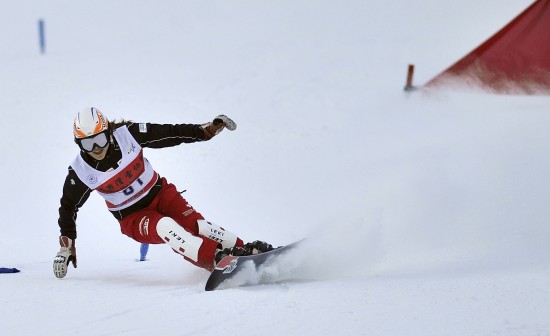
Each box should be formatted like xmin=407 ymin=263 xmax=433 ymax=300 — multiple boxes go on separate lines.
xmin=76 ymin=131 xmax=109 ymax=152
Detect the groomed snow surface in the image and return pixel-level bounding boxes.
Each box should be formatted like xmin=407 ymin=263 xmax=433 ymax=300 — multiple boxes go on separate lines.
xmin=1 ymin=1 xmax=549 ymax=335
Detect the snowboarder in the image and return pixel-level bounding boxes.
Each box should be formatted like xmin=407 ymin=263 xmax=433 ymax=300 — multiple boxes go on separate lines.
xmin=53 ymin=107 xmax=273 ymax=278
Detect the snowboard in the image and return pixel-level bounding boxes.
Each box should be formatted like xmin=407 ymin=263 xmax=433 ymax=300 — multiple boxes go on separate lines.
xmin=205 ymin=240 xmax=302 ymax=291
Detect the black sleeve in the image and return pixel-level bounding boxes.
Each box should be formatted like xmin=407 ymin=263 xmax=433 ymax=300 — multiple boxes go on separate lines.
xmin=126 ymin=122 xmax=208 ymax=148
xmin=58 ymin=167 xmax=92 ymax=240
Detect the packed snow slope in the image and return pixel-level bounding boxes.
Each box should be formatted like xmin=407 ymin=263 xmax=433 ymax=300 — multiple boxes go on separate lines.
xmin=1 ymin=1 xmax=550 ymax=335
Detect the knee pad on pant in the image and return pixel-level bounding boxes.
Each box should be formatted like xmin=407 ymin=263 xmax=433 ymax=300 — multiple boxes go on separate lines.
xmin=197 ymin=219 xmax=238 ymax=249
xmin=156 ymin=217 xmax=203 ymax=262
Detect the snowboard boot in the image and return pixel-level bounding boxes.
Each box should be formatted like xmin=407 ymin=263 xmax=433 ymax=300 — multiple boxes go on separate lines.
xmin=214 ymin=246 xmax=249 ymax=265
xmin=244 ymin=240 xmax=274 ymax=255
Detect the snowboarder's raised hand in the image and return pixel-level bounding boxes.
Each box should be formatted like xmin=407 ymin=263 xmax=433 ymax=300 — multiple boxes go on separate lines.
xmin=201 ymin=115 xmax=237 ymax=140
xmin=53 ymin=236 xmax=77 ymax=278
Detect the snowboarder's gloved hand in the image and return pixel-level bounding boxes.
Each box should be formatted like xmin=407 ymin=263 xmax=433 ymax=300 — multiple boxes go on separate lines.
xmin=53 ymin=236 xmax=77 ymax=279
xmin=202 ymin=115 xmax=237 ymax=140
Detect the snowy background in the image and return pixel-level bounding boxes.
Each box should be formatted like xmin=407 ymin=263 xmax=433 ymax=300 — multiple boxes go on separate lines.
xmin=1 ymin=0 xmax=550 ymax=335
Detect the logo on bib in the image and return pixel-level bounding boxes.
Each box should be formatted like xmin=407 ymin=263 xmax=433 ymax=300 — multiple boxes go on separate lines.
xmin=128 ymin=143 xmax=136 ymax=154
xmin=87 ymin=174 xmax=98 ymax=184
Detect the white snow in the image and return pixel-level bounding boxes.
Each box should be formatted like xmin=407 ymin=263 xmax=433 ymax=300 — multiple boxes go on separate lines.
xmin=1 ymin=1 xmax=550 ymax=335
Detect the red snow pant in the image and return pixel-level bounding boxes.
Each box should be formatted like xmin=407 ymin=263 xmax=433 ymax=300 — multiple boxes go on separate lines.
xmin=118 ymin=177 xmax=243 ymax=270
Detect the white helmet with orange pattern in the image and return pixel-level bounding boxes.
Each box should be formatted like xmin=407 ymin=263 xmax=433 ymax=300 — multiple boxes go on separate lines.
xmin=73 ymin=107 xmax=110 ymax=152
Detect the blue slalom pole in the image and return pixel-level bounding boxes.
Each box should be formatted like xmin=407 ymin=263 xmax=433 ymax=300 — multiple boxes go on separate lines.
xmin=140 ymin=243 xmax=149 ymax=261
xmin=38 ymin=19 xmax=46 ymax=54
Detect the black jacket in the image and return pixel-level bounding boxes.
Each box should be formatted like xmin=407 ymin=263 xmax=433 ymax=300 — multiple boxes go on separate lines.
xmin=58 ymin=122 xmax=207 ymax=239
